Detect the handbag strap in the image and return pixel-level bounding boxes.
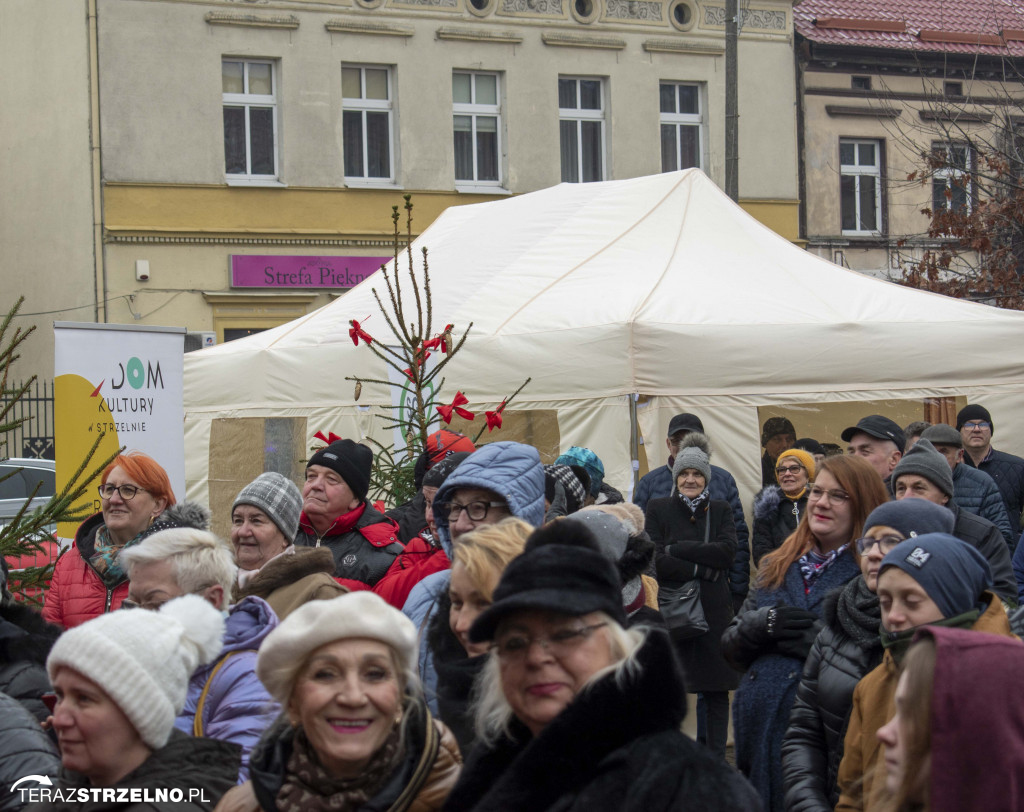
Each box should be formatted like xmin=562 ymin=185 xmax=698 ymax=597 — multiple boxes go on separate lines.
xmin=193 ymin=650 xmax=254 ymax=737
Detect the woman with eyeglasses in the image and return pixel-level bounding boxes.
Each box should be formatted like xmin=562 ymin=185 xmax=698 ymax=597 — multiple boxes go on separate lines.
xmin=43 ymin=451 xmax=198 ymax=629
xmin=780 ymin=499 xmax=954 ymax=812
xmin=443 ymin=521 xmax=759 ymax=812
xmin=721 ymin=455 xmax=888 ymax=812
xmin=752 ymin=449 xmax=816 ymax=566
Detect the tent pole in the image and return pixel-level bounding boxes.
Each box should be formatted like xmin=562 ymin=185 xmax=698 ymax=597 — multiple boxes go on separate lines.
xmin=629 ymin=393 xmax=640 ymax=495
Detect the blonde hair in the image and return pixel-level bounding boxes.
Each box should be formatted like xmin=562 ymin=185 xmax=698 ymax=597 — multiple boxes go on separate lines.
xmin=473 ymin=613 xmax=645 ymax=746
xmin=452 ymin=517 xmax=533 ymax=600
xmin=120 ymin=527 xmax=237 ymax=595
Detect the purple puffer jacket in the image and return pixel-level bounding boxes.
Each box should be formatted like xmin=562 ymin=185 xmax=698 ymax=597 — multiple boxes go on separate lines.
xmin=174 ymin=596 xmax=280 ymax=782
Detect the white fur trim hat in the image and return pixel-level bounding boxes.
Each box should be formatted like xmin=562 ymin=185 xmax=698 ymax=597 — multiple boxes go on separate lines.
xmin=257 ymin=591 xmax=417 ymax=704
xmin=47 ymin=594 xmax=224 ymax=749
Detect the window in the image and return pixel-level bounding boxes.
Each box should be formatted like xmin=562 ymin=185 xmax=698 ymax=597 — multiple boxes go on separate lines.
xmin=452 ymin=71 xmax=502 ymax=186
xmin=840 ymin=138 xmax=882 ymax=234
xmin=851 ymin=76 xmax=872 ymax=91
xmin=660 ymin=82 xmax=704 ymax=172
xmin=342 ymin=65 xmax=394 ymax=182
xmin=222 ymin=60 xmax=277 ymax=179
xmin=559 ymin=77 xmax=605 ymax=183
xmin=931 ymin=142 xmax=973 ymax=215
xmin=944 ymin=81 xmax=963 ymax=98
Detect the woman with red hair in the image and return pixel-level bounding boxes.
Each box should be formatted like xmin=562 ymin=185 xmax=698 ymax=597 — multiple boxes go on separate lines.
xmin=43 ymin=451 xmax=186 ymax=628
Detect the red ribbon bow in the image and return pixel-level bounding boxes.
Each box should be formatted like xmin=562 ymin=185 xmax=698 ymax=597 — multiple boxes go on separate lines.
xmin=314 ymin=431 xmax=342 ymax=444
xmin=349 ymin=319 xmax=373 ymax=346
xmin=437 ymin=391 xmax=475 ymax=424
xmin=422 ymin=324 xmax=454 ymax=354
xmin=485 ymin=400 xmax=507 ymax=432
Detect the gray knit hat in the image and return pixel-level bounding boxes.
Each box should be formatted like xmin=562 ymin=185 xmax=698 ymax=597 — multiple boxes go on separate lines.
xmin=891 ymin=438 xmax=954 ymax=498
xmin=921 ymin=424 xmax=963 ymax=449
xmin=233 ymin=472 xmax=302 ymax=541
xmin=672 ymin=447 xmax=711 ymax=484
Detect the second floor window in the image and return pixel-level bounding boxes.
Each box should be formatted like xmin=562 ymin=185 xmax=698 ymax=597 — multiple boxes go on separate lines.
xmin=342 ymin=65 xmax=394 ymax=181
xmin=222 ymin=59 xmax=277 ymax=179
xmin=660 ymin=82 xmax=704 ymax=172
xmin=931 ymin=142 xmax=973 ymax=216
xmin=453 ymin=71 xmax=502 ymax=185
xmin=559 ymin=77 xmax=605 ymax=183
xmin=840 ymin=138 xmax=882 ymax=234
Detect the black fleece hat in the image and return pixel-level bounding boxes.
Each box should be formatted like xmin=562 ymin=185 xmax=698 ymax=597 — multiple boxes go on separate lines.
xmin=957 ymin=404 xmax=994 ymax=435
xmin=469 ymin=524 xmax=627 ymax=643
xmin=841 ymin=415 xmax=906 ymax=453
xmin=421 ymin=451 xmax=471 ymax=490
xmin=307 ymin=439 xmax=372 ymax=501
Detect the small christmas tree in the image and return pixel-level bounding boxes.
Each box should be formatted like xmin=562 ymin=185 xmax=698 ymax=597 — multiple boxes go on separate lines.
xmin=317 ymin=196 xmax=529 ymax=507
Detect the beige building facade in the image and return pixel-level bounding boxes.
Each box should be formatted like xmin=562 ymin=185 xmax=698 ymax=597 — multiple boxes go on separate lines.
xmin=6 ymin=0 xmax=799 ymax=382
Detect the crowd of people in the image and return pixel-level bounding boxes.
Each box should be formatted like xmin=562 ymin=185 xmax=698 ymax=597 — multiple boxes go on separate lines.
xmin=2 ymin=402 xmax=1024 ymax=811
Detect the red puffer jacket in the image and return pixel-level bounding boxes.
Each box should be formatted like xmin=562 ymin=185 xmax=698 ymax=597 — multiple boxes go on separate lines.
xmin=42 ymin=514 xmax=128 ymax=630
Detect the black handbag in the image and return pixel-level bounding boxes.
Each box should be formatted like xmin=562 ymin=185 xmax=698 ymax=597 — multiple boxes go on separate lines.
xmin=657 ymin=508 xmax=711 ymax=640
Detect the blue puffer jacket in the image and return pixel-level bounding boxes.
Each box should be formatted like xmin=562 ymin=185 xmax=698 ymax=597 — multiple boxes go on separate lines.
xmin=952 ymin=463 xmax=1015 ymax=552
xmin=403 ymin=441 xmax=545 ymax=712
xmin=974 ymin=448 xmax=1024 ymax=532
xmin=174 ymin=596 xmax=280 ymax=782
xmin=1012 ymin=532 xmax=1024 ymax=604
xmin=634 ymin=462 xmax=750 ymax=605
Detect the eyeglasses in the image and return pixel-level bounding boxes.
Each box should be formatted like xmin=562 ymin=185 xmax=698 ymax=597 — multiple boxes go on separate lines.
xmin=442 ymin=500 xmax=508 ymax=522
xmin=775 ymin=464 xmax=805 ymax=475
xmin=963 ymin=421 xmax=991 ymax=431
xmin=491 ymin=622 xmax=608 ymax=661
xmin=98 ymin=483 xmax=148 ymax=501
xmin=807 ymin=485 xmax=850 ymax=504
xmin=855 ymin=534 xmax=904 ymax=555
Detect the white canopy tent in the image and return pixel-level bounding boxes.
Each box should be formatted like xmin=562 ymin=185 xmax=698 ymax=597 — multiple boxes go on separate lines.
xmin=184 ymin=169 xmax=1024 ymax=515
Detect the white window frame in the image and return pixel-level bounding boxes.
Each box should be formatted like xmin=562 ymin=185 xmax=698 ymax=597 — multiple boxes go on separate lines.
xmin=559 ymin=76 xmax=606 ymax=183
xmin=452 ymin=71 xmax=504 ymax=190
xmin=342 ymin=64 xmax=396 ymax=185
xmin=659 ymin=81 xmax=705 ymax=172
xmin=222 ymin=59 xmax=279 ymax=183
xmin=840 ymin=138 xmax=883 ymax=236
xmin=932 ymin=141 xmax=974 ymax=216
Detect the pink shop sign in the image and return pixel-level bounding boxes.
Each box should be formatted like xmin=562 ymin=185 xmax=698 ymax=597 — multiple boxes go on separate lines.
xmin=230 ymin=255 xmax=390 ymax=289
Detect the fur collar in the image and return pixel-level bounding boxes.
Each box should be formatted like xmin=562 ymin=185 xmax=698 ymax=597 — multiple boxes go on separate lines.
xmin=752 ymin=485 xmax=783 ymax=521
xmin=235 ymin=547 xmax=337 ymax=600
xmin=446 ymin=628 xmax=686 ymax=811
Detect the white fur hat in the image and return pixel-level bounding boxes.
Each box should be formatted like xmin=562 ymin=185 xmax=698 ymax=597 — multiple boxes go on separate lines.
xmin=47 ymin=594 xmax=224 ymax=749
xmin=257 ymin=591 xmax=417 ymax=704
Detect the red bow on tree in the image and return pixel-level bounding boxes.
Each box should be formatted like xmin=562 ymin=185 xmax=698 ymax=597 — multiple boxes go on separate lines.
xmin=485 ymin=400 xmax=507 ymax=432
xmin=423 ymin=324 xmax=454 ymax=354
xmin=349 ymin=319 xmax=373 ymax=346
xmin=402 ymin=368 xmax=416 ymax=381
xmin=437 ymin=391 xmax=475 ymax=424
xmin=314 ymin=431 xmax=342 ymax=444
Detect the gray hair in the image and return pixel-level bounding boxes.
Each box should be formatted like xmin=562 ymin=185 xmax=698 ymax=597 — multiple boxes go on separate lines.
xmin=120 ymin=527 xmax=237 ymax=595
xmin=472 ymin=613 xmax=646 ymax=746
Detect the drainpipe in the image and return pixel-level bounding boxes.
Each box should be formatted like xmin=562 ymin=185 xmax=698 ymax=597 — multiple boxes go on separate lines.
xmin=87 ymin=0 xmax=107 ymax=322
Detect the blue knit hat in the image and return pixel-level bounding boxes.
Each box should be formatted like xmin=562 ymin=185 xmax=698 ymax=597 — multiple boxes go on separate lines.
xmin=864 ymin=500 xmax=955 ymax=539
xmin=879 ymin=533 xmax=993 ymax=618
xmin=555 ymin=446 xmax=605 ymax=498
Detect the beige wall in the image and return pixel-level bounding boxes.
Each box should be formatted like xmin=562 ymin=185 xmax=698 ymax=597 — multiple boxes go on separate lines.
xmin=1 ymin=0 xmax=97 ymax=383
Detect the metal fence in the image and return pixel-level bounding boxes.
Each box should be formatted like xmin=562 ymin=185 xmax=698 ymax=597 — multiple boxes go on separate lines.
xmin=2 ymin=379 xmax=55 ymax=459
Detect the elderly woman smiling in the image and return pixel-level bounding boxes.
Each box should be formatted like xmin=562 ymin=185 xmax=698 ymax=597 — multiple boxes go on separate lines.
xmin=216 ymin=592 xmax=461 ymax=812
xmin=442 ymin=522 xmax=759 ymax=812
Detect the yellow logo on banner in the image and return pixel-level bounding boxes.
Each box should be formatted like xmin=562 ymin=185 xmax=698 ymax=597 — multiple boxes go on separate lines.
xmin=55 ymin=374 xmax=122 ymax=541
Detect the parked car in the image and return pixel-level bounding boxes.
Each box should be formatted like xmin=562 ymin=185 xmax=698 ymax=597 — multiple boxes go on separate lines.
xmin=1 ymin=457 xmax=61 ymax=602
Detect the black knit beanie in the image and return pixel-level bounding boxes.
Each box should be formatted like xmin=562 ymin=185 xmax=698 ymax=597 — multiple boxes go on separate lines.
xmin=307 ymin=439 xmax=372 ymax=501
xmin=956 ymin=404 xmax=994 ymax=435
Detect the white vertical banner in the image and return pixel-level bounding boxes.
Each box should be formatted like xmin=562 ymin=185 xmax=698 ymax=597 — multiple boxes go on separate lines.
xmin=54 ymin=322 xmax=185 ymax=539
xmin=384 ymin=347 xmax=440 ymax=452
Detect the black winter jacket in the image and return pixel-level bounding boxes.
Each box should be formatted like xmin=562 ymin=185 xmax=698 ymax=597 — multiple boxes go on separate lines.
xmin=751 ymin=486 xmax=807 ymax=566
xmin=0 ymin=691 xmax=60 ymax=812
xmin=951 ymin=463 xmax=1015 ymax=551
xmin=26 ymin=730 xmax=239 ymax=811
xmin=974 ymin=448 xmax=1024 ymax=532
xmin=295 ymin=503 xmax=402 ymax=588
xmin=443 ymin=628 xmax=760 ymax=812
xmin=950 ymin=504 xmax=1018 ymax=604
xmin=780 ymin=577 xmax=883 ymax=812
xmin=0 ymin=602 xmax=61 ymax=723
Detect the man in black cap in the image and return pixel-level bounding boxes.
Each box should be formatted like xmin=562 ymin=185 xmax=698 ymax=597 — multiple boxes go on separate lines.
xmin=958 ymin=404 xmax=1024 ymax=532
xmin=920 ymin=424 xmax=1015 ymax=551
xmin=296 ymin=438 xmax=402 ymax=589
xmin=760 ymin=417 xmax=797 ymax=487
xmin=633 ymin=412 xmax=750 ymax=612
xmin=841 ymin=415 xmax=905 ymax=485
